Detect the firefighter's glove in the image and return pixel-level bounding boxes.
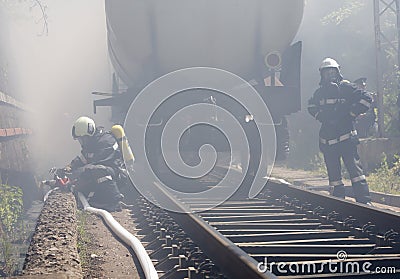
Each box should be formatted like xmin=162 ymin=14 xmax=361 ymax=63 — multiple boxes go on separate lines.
xmin=70 ymin=166 xmax=84 ymax=180
xmin=64 ymin=165 xmax=72 ymax=173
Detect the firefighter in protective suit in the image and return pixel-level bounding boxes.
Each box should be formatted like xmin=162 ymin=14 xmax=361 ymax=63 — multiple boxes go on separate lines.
xmin=69 ymin=116 xmax=125 ymax=211
xmin=308 ymin=58 xmax=372 ymax=204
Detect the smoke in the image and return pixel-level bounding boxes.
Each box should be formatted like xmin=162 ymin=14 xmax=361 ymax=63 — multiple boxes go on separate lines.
xmin=296 ymin=0 xmax=375 ymax=98
xmin=5 ymin=0 xmax=112 ymax=173
xmin=3 ymin=0 xmax=380 ymax=173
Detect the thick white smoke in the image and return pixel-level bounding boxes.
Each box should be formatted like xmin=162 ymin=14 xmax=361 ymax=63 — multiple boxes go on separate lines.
xmin=4 ymin=0 xmax=112 ymax=173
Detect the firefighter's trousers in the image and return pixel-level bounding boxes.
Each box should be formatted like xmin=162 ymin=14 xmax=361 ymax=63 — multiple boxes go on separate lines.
xmin=321 ymin=140 xmax=371 ymax=204
xmin=74 ymin=164 xmax=123 ymax=205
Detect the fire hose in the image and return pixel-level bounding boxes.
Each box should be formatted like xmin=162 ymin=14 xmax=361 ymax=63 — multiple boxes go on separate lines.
xmin=77 ymin=192 xmax=158 ymax=279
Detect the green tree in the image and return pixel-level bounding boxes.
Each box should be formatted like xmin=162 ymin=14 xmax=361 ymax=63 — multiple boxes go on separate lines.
xmin=321 ymin=0 xmax=366 ymax=25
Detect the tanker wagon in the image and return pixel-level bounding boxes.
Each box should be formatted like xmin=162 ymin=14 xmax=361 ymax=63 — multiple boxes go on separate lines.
xmin=94 ymin=0 xmax=305 ymax=188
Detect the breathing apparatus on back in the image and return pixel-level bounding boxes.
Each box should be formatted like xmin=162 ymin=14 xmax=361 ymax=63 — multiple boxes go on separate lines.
xmin=111 ymin=124 xmax=135 ymax=172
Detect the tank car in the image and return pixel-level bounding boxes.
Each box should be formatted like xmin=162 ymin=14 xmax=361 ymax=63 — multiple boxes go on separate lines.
xmin=94 ymin=0 xmax=305 ymax=190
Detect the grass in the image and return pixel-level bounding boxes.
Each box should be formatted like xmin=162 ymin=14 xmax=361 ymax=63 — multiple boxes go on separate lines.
xmin=0 ymin=235 xmax=18 ymax=276
xmin=367 ymin=155 xmax=400 ymax=195
xmin=308 ymin=152 xmax=400 ymax=195
xmin=76 ymin=210 xmax=91 ymax=267
xmin=309 ymin=152 xmax=350 ymax=179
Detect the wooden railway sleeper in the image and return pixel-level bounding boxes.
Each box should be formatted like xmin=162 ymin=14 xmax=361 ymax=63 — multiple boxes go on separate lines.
xmin=137 ymin=211 xmax=165 ymax=229
xmin=144 ymin=231 xmax=168 ymax=251
xmin=300 ymin=202 xmax=313 ymax=211
xmin=384 ymin=229 xmax=400 ymax=246
xmin=153 ymin=236 xmax=218 ymax=279
xmin=187 ymin=251 xmax=206 ymax=266
xmin=137 ymin=220 xmax=158 ymax=235
xmin=343 ymin=216 xmax=357 ymax=228
xmin=327 ymin=210 xmax=341 ymax=221
xmin=164 ymin=221 xmax=180 ymax=232
xmin=197 ymin=260 xmax=221 ymax=277
xmin=149 ymin=237 xmax=173 ymax=259
xmin=152 ymin=237 xmax=194 ymax=273
xmin=312 ymin=205 xmax=324 ymax=216
xmin=189 ymin=251 xmax=207 ymax=270
xmin=155 ymin=220 xmax=225 ymax=279
xmin=172 ymin=230 xmax=187 ymax=242
xmin=155 ymin=255 xmax=182 ymax=273
xmin=139 ymin=227 xmax=159 ymax=243
xmin=288 ymin=198 xmax=300 ymax=207
xmin=180 ymin=239 xmax=197 ymax=256
xmin=272 ymin=192 xmax=399 ymax=253
xmin=159 ymin=265 xmax=197 ymax=279
xmin=157 ymin=219 xmax=172 ymax=230
xmin=362 ymin=222 xmax=377 ymax=236
xmin=172 ymin=244 xmax=183 ymax=257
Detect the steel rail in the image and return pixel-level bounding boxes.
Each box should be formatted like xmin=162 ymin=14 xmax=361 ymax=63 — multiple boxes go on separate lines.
xmin=265 ymin=177 xmax=400 ymax=235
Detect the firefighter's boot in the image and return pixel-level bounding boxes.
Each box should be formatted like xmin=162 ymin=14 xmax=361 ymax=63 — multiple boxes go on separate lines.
xmin=331 ymin=184 xmax=345 ymax=199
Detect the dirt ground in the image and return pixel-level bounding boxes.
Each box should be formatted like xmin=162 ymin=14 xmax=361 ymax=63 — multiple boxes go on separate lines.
xmin=79 ymin=208 xmax=142 ymax=279
xmin=22 ymin=191 xmax=82 ymax=278
xmin=20 ymin=189 xmax=144 ymax=279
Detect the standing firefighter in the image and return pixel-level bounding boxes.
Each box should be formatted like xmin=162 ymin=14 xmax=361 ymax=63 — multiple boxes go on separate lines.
xmin=69 ymin=116 xmax=125 ymax=211
xmin=308 ymin=58 xmax=372 ymax=205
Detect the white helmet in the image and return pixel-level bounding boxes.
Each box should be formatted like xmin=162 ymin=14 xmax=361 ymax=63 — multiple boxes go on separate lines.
xmin=72 ymin=116 xmax=96 ymax=139
xmin=319 ymin=58 xmax=340 ymax=71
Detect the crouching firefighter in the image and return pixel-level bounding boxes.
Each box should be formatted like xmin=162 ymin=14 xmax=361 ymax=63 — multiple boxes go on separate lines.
xmin=308 ymin=58 xmax=372 ymax=205
xmin=68 ymin=116 xmax=127 ymax=211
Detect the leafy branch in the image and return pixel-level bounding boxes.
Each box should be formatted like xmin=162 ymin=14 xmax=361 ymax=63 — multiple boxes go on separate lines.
xmin=31 ymin=0 xmax=48 ymax=36
xmin=321 ymin=0 xmax=365 ymax=25
xmin=1 ymin=0 xmax=48 ymax=35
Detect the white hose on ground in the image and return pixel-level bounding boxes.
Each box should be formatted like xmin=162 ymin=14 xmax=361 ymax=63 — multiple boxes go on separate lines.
xmin=77 ymin=192 xmax=159 ymax=279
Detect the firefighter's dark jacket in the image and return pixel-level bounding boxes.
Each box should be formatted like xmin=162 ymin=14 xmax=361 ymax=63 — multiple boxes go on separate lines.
xmin=308 ymin=80 xmax=373 ymax=143
xmin=70 ymin=128 xmax=121 ymax=170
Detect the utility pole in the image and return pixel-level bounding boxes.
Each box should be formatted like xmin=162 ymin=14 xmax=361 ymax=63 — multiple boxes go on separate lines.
xmin=374 ymin=0 xmax=400 ymax=138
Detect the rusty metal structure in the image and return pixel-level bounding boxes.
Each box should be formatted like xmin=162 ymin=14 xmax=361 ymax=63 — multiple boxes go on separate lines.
xmin=374 ymin=0 xmax=400 ymax=137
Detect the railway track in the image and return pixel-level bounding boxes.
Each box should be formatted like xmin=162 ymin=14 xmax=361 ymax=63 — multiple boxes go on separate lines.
xmin=129 ymin=170 xmax=400 ymax=279
xmin=23 ymin=168 xmax=400 ymax=278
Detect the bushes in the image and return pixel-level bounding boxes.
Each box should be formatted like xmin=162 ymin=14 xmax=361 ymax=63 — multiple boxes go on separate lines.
xmin=0 ymin=184 xmax=23 ymax=233
xmin=0 ymin=183 xmax=24 ymax=276
xmin=307 ymin=152 xmax=400 ymax=195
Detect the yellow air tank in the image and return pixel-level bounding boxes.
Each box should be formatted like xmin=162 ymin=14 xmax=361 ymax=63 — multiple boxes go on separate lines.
xmin=111 ymin=125 xmax=135 ymax=169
